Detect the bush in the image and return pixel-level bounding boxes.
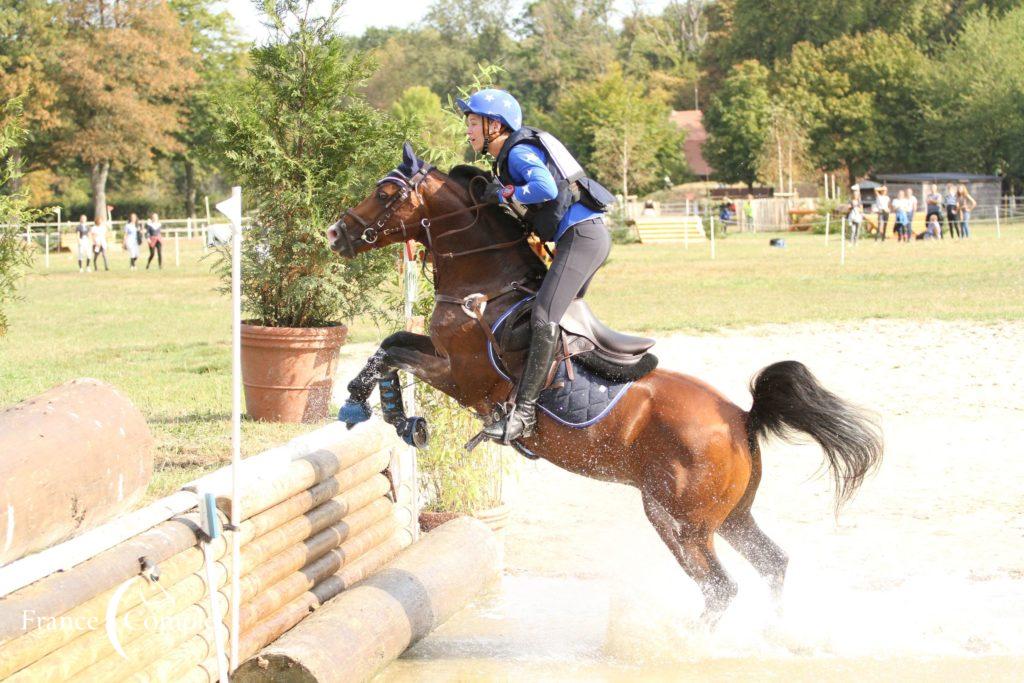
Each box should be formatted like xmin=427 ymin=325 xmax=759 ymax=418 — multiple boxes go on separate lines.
xmin=211 ymin=0 xmax=409 ymax=327
xmin=0 ymin=100 xmax=38 ymax=335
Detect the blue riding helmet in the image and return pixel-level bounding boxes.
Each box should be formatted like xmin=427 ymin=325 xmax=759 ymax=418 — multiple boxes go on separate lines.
xmin=455 ymin=89 xmax=523 ymax=132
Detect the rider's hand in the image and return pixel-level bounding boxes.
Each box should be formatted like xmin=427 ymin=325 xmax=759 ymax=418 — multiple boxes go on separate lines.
xmin=483 ymin=179 xmax=515 ymax=205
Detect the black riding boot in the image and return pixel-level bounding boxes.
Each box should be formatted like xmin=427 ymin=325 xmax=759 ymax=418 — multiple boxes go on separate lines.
xmin=484 ymin=321 xmax=560 ymax=443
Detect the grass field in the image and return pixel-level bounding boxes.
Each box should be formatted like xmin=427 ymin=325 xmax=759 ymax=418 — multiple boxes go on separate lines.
xmin=1 ymin=220 xmax=1021 ymax=499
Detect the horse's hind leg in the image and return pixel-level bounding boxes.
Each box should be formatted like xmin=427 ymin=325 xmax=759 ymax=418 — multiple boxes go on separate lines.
xmin=718 ymin=510 xmax=789 ymax=600
xmin=641 ymin=493 xmax=738 ymax=626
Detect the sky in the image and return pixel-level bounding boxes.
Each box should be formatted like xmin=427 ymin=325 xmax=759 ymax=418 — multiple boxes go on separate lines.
xmin=220 ymin=0 xmax=673 ymax=43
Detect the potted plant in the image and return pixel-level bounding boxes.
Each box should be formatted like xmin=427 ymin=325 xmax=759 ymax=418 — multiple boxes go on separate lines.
xmin=211 ymin=0 xmax=406 ymax=422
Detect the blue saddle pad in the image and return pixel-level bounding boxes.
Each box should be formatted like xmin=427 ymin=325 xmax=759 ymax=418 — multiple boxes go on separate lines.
xmin=488 ymin=297 xmax=633 ymax=429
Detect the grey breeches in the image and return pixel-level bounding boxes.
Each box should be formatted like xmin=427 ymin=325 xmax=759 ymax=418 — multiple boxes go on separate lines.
xmin=532 ymin=218 xmax=612 ymax=327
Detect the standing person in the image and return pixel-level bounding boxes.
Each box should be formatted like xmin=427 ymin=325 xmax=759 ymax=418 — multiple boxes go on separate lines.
xmin=145 ymin=212 xmax=163 ymax=269
xmin=925 ymin=184 xmax=943 ymax=239
xmin=90 ymin=216 xmax=110 ymax=271
xmin=906 ymin=188 xmax=919 ymax=236
xmin=874 ymin=185 xmax=890 ymax=241
xmin=123 ymin=213 xmax=141 ymax=270
xmin=893 ymin=190 xmax=910 ymax=243
xmin=456 ymin=88 xmax=615 ymax=443
xmin=76 ymin=215 xmax=92 ymax=272
xmin=957 ymin=184 xmax=977 ymax=238
xmin=847 ymin=201 xmax=863 ymax=244
xmin=944 ymin=183 xmax=960 ymax=239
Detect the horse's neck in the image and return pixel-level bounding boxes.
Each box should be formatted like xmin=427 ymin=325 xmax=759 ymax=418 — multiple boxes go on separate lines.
xmin=426 ymin=181 xmax=541 ymax=297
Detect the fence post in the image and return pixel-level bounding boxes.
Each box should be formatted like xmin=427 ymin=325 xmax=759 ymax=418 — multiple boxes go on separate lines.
xmin=840 ymin=216 xmax=846 ymax=266
xmin=710 ymin=216 xmax=716 ymax=260
xmin=995 ymin=205 xmax=1001 ymax=239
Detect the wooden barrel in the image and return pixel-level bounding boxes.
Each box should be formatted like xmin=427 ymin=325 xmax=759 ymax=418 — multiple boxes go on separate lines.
xmin=0 ymin=378 xmax=154 ymax=566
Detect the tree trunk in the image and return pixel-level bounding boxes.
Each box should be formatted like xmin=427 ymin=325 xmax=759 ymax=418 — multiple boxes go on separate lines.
xmin=90 ymin=160 xmax=110 ymax=221
xmin=184 ymin=158 xmax=196 ymax=218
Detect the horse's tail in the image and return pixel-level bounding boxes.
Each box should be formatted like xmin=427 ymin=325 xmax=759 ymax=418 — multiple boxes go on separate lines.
xmin=748 ymin=360 xmax=883 ymax=510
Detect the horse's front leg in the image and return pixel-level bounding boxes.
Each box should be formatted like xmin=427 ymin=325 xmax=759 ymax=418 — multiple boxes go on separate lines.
xmin=338 ymin=332 xmax=457 ymax=448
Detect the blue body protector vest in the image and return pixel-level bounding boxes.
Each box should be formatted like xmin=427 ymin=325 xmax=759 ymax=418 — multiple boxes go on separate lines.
xmin=494 ymin=126 xmax=614 ymax=242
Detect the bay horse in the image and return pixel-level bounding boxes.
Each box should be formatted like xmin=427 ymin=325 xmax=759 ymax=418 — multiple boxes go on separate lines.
xmin=326 ymin=144 xmax=882 ymax=623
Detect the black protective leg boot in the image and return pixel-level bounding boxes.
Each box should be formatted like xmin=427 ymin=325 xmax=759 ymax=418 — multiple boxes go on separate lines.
xmin=484 ymin=321 xmax=559 ymax=443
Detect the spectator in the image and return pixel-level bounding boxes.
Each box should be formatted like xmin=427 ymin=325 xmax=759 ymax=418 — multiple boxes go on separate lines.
xmin=893 ymin=189 xmax=910 ymax=243
xmin=847 ymin=201 xmax=863 ymax=244
xmin=925 ymin=184 xmax=943 ymax=239
xmin=145 ymin=213 xmax=163 ymax=270
xmin=76 ymin=215 xmax=91 ymax=272
xmin=944 ymin=183 xmax=960 ymax=239
xmin=919 ymin=214 xmax=940 ymax=240
xmin=90 ymin=216 xmax=110 ymax=271
xmin=873 ymin=185 xmax=890 ymax=241
xmin=123 ymin=213 xmax=141 ymax=270
xmin=957 ymin=184 xmax=977 ymax=238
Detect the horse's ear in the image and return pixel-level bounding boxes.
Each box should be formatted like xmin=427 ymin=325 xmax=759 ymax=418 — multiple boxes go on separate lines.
xmin=401 ymin=141 xmax=419 ymax=175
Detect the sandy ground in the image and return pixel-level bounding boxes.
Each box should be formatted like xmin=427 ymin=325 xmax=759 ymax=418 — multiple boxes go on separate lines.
xmin=337 ymin=320 xmax=1024 ymax=680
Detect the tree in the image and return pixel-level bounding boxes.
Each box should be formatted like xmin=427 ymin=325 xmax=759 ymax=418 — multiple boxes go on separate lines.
xmin=390 ymin=86 xmax=464 ymax=167
xmin=703 ymin=60 xmax=772 ymax=187
xmin=170 ymin=0 xmax=248 ymax=217
xmin=511 ymin=0 xmax=617 ymax=113
xmin=618 ymin=1 xmax=706 ymax=109
xmin=555 ymin=65 xmax=686 ymax=197
xmin=213 ymin=0 xmax=409 ymax=327
xmin=924 ymin=7 xmax=1024 ymax=187
xmin=55 ymin=0 xmax=196 ymax=221
xmin=0 ymin=0 xmax=65 ymax=191
xmin=773 ymin=42 xmax=875 ymax=180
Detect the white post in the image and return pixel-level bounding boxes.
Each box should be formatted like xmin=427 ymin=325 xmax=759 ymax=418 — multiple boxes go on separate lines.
xmin=841 ymin=216 xmax=846 ymax=265
xmin=710 ymin=216 xmax=716 ymax=260
xmin=825 ymin=212 xmax=830 ymax=244
xmin=174 ymin=230 xmax=180 ymax=267
xmin=216 ymin=186 xmax=243 ymax=672
xmin=995 ymin=205 xmax=1001 ymax=238
xmin=55 ymin=208 xmax=61 ymax=257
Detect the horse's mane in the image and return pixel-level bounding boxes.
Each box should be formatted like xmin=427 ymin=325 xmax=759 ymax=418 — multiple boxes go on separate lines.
xmin=441 ymin=164 xmax=530 ymax=237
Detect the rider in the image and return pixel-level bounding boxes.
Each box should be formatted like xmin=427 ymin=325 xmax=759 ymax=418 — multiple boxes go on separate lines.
xmin=458 ymin=88 xmax=615 ymax=443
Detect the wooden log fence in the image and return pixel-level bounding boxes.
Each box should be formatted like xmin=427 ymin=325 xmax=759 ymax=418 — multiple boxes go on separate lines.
xmin=0 ymin=420 xmax=406 ymax=682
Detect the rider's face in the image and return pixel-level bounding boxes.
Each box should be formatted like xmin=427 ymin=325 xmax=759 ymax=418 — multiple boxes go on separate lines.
xmin=466 ymin=114 xmax=500 ymax=154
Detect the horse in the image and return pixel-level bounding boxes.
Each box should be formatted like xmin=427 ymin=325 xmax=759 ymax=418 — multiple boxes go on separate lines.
xmin=326 ymin=144 xmax=883 ymax=623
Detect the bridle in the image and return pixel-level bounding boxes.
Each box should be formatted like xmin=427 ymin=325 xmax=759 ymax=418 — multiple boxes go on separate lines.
xmin=334 ymin=165 xmax=529 ymax=261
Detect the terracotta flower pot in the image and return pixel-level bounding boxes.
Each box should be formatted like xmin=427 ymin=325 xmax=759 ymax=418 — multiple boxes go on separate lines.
xmin=240 ymin=323 xmax=348 ymax=423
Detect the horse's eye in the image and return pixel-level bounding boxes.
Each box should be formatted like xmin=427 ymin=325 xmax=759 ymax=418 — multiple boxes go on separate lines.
xmin=377 ymin=191 xmax=388 ymax=201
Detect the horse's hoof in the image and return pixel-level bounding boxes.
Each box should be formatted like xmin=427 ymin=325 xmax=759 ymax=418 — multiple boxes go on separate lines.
xmin=338 ymin=400 xmax=371 ymax=428
xmin=401 ymin=416 xmax=429 ymax=449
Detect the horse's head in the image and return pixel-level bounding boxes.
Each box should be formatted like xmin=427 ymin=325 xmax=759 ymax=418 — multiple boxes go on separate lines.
xmin=327 ymin=142 xmax=433 ymax=258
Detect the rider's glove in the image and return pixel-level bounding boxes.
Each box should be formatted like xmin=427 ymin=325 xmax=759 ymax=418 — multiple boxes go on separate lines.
xmin=483 ymin=179 xmax=515 ymax=205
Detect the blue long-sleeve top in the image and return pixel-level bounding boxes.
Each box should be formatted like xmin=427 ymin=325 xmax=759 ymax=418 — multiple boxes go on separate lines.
xmin=505 ymin=143 xmax=600 ymax=241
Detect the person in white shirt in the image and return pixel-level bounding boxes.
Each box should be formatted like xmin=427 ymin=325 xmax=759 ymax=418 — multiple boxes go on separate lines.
xmin=90 ymin=216 xmax=110 ymax=271
xmin=847 ymin=201 xmax=864 ymax=244
xmin=873 ymin=186 xmax=890 ymax=241
xmin=906 ymin=189 xmax=919 ymax=233
xmin=123 ymin=213 xmax=141 ymax=270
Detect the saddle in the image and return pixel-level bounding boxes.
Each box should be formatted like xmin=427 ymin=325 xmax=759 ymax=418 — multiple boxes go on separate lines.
xmin=496 ymin=297 xmax=658 ymax=384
